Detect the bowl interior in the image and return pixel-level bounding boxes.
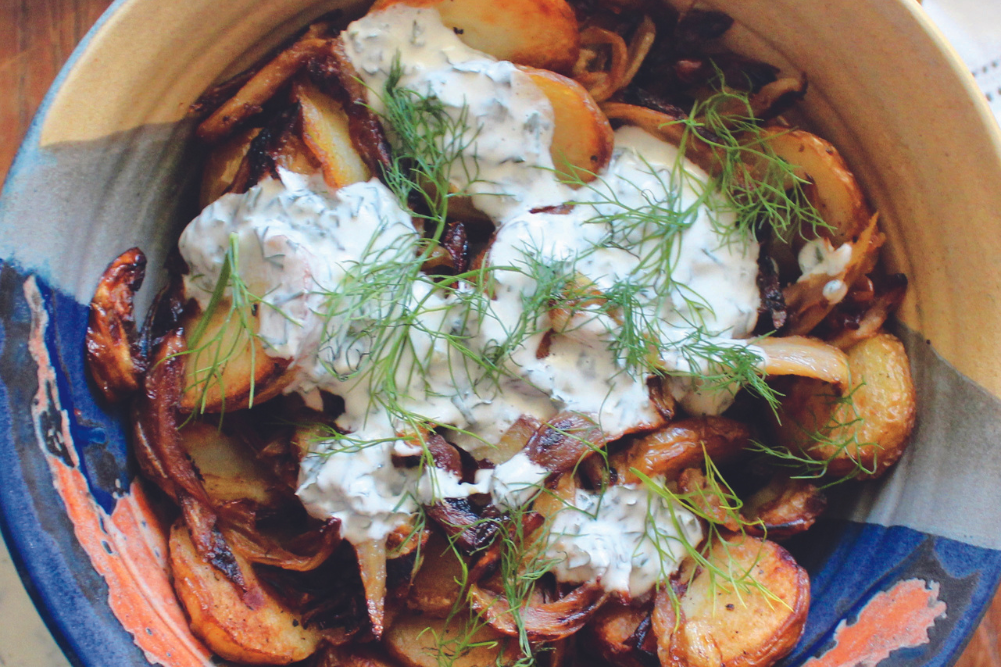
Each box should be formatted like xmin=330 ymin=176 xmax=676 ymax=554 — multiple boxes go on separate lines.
xmin=2 ymin=0 xmax=1001 ymax=665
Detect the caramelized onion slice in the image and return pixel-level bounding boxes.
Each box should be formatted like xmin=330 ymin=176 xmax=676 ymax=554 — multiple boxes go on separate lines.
xmin=600 ymin=102 xmax=721 ymax=174
xmin=525 ymin=411 xmax=606 ymax=474
xmin=469 ymin=582 xmax=608 ymax=642
xmin=198 ymin=36 xmax=331 ymax=143
xmin=86 ymin=248 xmax=147 ymax=403
xmin=755 ymin=335 xmax=850 ymax=390
xmin=742 ymin=476 xmax=826 ymax=540
xmin=355 ymin=539 xmax=388 ymax=639
xmin=222 ymin=519 xmax=341 ymax=572
xmin=616 ymin=417 xmax=750 ymax=484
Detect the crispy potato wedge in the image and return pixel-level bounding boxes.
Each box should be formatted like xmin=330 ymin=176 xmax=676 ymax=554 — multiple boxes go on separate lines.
xmin=614 ymin=417 xmax=751 ymax=484
xmin=169 ymin=521 xmax=320 ymax=664
xmin=180 ymin=302 xmax=294 ymax=414
xmin=522 ymin=67 xmax=613 ymax=182
xmin=295 ymin=79 xmax=372 ymax=189
xmin=771 ymin=332 xmax=916 ymax=479
xmin=180 ymin=420 xmax=283 ymax=507
xmin=201 ymin=127 xmax=260 ymax=207
xmin=657 ymin=536 xmax=809 ymax=667
xmin=385 ymin=613 xmax=519 ymax=667
xmin=86 ymin=248 xmax=147 ymax=403
xmin=587 ymin=602 xmax=649 ymax=667
xmin=407 ymin=530 xmax=467 ymax=617
xmin=370 ymin=0 xmax=579 ymax=73
xmin=761 ymin=128 xmax=872 ymax=245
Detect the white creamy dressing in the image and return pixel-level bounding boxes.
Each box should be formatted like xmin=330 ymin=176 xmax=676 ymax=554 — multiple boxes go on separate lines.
xmin=545 ymin=482 xmax=703 ymax=598
xmin=176 ymin=5 xmax=764 ymax=589
xmin=797 ymin=236 xmax=852 ymax=303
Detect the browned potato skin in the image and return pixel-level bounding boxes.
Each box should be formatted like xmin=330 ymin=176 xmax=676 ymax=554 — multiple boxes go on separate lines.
xmin=201 ymin=128 xmax=260 ymax=207
xmin=86 ymin=248 xmax=147 ymax=403
xmin=771 ymin=332 xmax=916 ymax=479
xmin=295 ymin=79 xmax=372 ymax=189
xmin=169 ymin=521 xmax=321 ymax=664
xmin=384 ymin=613 xmax=519 ymax=667
xmin=658 ymin=537 xmax=809 ymax=667
xmin=761 ymin=128 xmax=872 ymax=246
xmin=370 ymin=0 xmax=580 ymax=74
xmin=522 ymin=67 xmax=613 ymax=182
xmin=179 ymin=303 xmax=294 ymax=413
xmin=586 ymin=602 xmax=649 ymax=667
xmin=406 ymin=530 xmax=467 ymax=617
xmin=180 ymin=421 xmax=284 ymax=507
xmin=613 ymin=417 xmax=750 ymax=484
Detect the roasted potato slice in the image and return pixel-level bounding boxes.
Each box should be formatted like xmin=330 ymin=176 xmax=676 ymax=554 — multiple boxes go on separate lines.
xmin=761 ymin=128 xmax=872 ymax=245
xmin=657 ymin=536 xmax=809 ymax=667
xmin=201 ymin=127 xmax=260 ymax=207
xmin=180 ymin=420 xmax=283 ymax=507
xmin=370 ymin=0 xmax=580 ymax=74
xmin=407 ymin=530 xmax=467 ymax=617
xmin=180 ymin=302 xmax=294 ymax=414
xmin=385 ymin=613 xmax=519 ymax=667
xmin=522 ymin=67 xmax=613 ymax=182
xmin=295 ymin=79 xmax=372 ymax=189
xmin=169 ymin=521 xmax=320 ymax=664
xmin=771 ymin=332 xmax=916 ymax=479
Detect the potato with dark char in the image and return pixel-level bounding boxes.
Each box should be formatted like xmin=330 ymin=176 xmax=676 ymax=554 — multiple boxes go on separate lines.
xmin=370 ymin=0 xmax=580 ymax=74
xmin=86 ymin=248 xmax=147 ymax=403
xmin=771 ymin=332 xmax=916 ymax=479
xmin=180 ymin=420 xmax=285 ymax=507
xmin=169 ymin=521 xmax=321 ymax=664
xmin=655 ymin=536 xmax=809 ymax=667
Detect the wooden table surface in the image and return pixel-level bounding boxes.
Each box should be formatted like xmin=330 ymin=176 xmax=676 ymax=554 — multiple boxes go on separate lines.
xmin=1 ymin=0 xmax=999 ymax=666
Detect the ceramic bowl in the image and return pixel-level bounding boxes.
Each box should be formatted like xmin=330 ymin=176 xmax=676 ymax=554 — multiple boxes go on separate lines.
xmin=2 ymin=0 xmax=1001 ymax=665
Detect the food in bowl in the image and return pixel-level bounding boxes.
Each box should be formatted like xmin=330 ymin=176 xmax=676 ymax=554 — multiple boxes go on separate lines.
xmin=84 ymin=0 xmax=917 ymax=665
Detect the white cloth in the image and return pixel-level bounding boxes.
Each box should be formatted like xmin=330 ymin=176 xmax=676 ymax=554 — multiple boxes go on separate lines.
xmin=924 ymin=0 xmax=1001 ymax=120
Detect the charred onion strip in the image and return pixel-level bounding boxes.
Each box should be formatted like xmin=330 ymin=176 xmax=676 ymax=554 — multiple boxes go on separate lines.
xmin=86 ymin=248 xmax=147 ymax=403
xmin=355 ymin=539 xmax=388 ymax=639
xmin=182 ymin=495 xmax=247 ymax=591
xmin=755 ymin=335 xmax=850 ymax=390
xmin=222 ymin=519 xmax=342 ymax=572
xmin=577 ymin=27 xmax=628 ymax=102
xmin=784 ymin=215 xmax=885 ymax=335
xmin=600 ymin=102 xmax=721 ymax=174
xmin=226 ymin=103 xmax=305 ymax=195
xmin=198 ymin=36 xmax=330 ymax=143
xmin=525 ymin=411 xmax=606 ymax=474
xmin=742 ymin=476 xmax=827 ymax=540
xmin=469 ymin=582 xmax=608 ymax=642
xmin=308 ymin=39 xmax=393 ymax=176
xmin=617 ymin=417 xmax=750 ymax=484
xmin=621 ymin=16 xmax=656 ymax=92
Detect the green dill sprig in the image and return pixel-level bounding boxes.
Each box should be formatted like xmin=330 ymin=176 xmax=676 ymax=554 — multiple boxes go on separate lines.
xmin=676 ymin=82 xmax=832 ymax=243
xmin=750 ymin=380 xmax=879 ymax=485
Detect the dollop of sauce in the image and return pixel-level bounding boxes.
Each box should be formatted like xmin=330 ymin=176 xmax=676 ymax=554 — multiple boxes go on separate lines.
xmin=545 ymin=482 xmax=703 ymax=598
xmin=798 ymin=237 xmax=852 ymax=280
xmin=175 ymin=5 xmax=763 ymax=587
